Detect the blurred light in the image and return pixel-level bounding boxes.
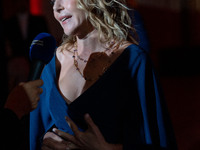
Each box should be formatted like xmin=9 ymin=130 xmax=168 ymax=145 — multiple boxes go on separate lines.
xmin=30 ymin=0 xmax=42 ymax=15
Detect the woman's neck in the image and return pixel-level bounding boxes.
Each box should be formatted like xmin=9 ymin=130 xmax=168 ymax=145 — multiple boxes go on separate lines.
xmin=76 ymin=29 xmax=106 ymax=55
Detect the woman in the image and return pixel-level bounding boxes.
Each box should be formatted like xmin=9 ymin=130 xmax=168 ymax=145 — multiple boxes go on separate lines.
xmin=30 ymin=0 xmax=177 ymax=150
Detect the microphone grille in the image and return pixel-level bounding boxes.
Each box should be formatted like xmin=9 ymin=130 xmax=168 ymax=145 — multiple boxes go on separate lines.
xmin=29 ymin=33 xmax=57 ymax=64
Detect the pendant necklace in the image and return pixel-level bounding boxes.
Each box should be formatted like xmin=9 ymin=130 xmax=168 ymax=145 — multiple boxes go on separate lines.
xmin=72 ymin=49 xmax=86 ymax=79
xmin=72 ymin=48 xmax=114 ymax=81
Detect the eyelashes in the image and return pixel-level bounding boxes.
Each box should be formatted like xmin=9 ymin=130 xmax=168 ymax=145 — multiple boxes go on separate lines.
xmin=50 ymin=0 xmax=55 ymax=5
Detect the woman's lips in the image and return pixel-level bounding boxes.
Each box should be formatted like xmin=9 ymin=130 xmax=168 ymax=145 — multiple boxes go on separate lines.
xmin=59 ymin=15 xmax=72 ymax=24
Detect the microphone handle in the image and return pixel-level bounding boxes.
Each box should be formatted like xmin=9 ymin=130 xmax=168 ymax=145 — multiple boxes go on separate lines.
xmin=28 ymin=60 xmax=45 ymax=81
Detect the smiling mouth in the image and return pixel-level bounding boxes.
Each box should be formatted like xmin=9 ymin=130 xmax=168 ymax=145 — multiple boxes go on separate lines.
xmin=61 ymin=16 xmax=71 ymax=22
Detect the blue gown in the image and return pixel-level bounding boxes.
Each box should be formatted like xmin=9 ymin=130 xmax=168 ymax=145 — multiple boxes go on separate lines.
xmin=30 ymin=44 xmax=177 ymax=150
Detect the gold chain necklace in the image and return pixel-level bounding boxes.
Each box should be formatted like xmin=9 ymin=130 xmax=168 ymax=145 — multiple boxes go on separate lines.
xmin=77 ymin=54 xmax=88 ymax=63
xmin=72 ymin=48 xmax=113 ymax=81
xmin=72 ymin=49 xmax=85 ymax=78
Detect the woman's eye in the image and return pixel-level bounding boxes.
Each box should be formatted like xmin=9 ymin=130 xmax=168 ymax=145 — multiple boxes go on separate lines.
xmin=50 ymin=0 xmax=55 ymax=5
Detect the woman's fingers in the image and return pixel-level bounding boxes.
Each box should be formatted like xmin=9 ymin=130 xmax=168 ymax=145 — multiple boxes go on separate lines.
xmin=42 ymin=131 xmax=79 ymax=150
xmin=65 ymin=116 xmax=85 ymax=141
xmin=84 ymin=113 xmax=97 ymax=131
xmin=52 ymin=128 xmax=81 ymax=149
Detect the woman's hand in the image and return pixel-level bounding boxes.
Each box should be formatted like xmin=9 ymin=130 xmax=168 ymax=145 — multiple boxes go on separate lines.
xmin=51 ymin=114 xmax=122 ymax=150
xmin=42 ymin=131 xmax=79 ymax=150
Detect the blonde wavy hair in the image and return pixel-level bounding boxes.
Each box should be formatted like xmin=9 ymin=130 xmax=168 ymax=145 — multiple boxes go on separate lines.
xmin=60 ymin=0 xmax=138 ymax=51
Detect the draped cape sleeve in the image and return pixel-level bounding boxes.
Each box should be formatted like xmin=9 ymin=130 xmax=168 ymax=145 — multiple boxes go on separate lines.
xmin=121 ymin=46 xmax=177 ymax=149
xmin=29 ymin=55 xmax=73 ymax=150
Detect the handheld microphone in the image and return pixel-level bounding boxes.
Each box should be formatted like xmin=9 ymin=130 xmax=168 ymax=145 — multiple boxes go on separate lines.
xmin=29 ymin=33 xmax=57 ymax=80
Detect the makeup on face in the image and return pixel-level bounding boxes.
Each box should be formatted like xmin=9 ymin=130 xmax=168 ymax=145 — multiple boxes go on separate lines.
xmin=53 ymin=0 xmax=93 ymax=38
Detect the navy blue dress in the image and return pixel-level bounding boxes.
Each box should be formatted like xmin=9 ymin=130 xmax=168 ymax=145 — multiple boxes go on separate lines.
xmin=30 ymin=44 xmax=177 ymax=150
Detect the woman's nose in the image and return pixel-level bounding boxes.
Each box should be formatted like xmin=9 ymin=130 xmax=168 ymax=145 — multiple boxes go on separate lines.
xmin=53 ymin=0 xmax=64 ymax=13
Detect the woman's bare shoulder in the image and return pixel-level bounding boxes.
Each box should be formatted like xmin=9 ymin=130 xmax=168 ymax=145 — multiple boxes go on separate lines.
xmin=56 ymin=45 xmax=74 ymax=64
xmin=56 ymin=46 xmax=63 ymax=61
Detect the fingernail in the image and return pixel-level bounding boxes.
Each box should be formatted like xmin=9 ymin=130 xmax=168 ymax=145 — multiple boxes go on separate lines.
xmin=52 ymin=128 xmax=57 ymax=132
xmin=67 ymin=122 xmax=71 ymax=128
xmin=85 ymin=113 xmax=90 ymax=119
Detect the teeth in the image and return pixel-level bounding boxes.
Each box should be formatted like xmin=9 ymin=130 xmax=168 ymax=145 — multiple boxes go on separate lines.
xmin=62 ymin=17 xmax=67 ymax=22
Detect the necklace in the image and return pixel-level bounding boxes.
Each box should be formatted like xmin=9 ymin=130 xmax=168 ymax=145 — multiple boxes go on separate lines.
xmin=75 ymin=50 xmax=88 ymax=63
xmin=72 ymin=49 xmax=85 ymax=78
xmin=72 ymin=48 xmax=114 ymax=81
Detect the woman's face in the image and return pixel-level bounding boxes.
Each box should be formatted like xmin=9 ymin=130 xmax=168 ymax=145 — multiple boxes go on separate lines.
xmin=53 ymin=0 xmax=93 ymax=38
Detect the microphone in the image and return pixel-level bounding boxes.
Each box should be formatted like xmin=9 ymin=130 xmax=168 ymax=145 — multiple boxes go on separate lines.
xmin=29 ymin=33 xmax=57 ymax=80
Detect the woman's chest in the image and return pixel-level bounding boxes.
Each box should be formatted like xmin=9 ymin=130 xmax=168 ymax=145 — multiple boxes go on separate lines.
xmin=57 ymin=52 xmax=116 ymax=104
xmin=58 ymin=62 xmax=86 ymax=104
